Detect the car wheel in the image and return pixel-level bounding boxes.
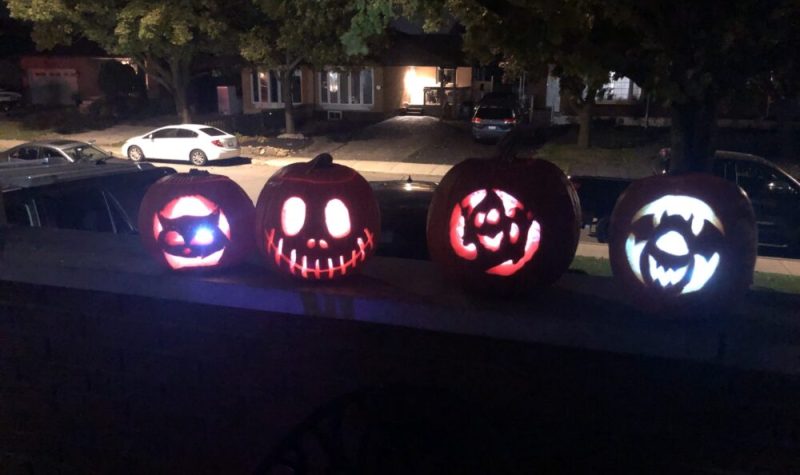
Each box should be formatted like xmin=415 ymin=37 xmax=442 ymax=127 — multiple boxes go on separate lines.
xmin=190 ymin=149 xmax=208 ymax=166
xmin=127 ymin=145 xmax=145 ymax=162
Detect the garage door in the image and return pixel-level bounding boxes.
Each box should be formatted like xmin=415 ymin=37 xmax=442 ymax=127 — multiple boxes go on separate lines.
xmin=28 ymin=69 xmax=79 ymax=106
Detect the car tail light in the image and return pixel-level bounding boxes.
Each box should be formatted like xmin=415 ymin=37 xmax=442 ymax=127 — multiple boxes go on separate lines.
xmin=472 ymin=117 xmax=482 ymax=124
xmin=502 ymin=118 xmax=516 ymax=124
xmin=211 ymin=139 xmax=224 ymax=147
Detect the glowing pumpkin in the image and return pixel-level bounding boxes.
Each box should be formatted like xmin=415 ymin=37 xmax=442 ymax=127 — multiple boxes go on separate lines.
xmin=427 ymin=157 xmax=581 ymax=294
xmin=255 ymin=153 xmax=380 ymax=280
xmin=608 ymin=173 xmax=757 ymax=311
xmin=138 ymin=169 xmax=255 ymax=271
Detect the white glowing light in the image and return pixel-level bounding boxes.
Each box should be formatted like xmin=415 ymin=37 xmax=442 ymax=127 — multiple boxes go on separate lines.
xmin=632 ymin=195 xmax=724 ymax=236
xmin=281 ymin=197 xmax=306 ymax=236
xmin=191 ymin=227 xmax=215 ymax=246
xmin=625 ymin=234 xmax=647 ymax=284
xmin=681 ymin=253 xmax=720 ymax=294
xmin=648 ymin=256 xmax=688 ymax=287
xmin=325 ymin=199 xmax=351 ymax=238
xmin=655 ymin=231 xmax=689 ymax=256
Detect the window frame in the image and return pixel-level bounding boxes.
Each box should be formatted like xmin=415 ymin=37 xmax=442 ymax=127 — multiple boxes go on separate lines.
xmin=252 ymin=69 xmax=303 ymax=105
xmin=596 ymin=73 xmax=642 ymax=104
xmin=319 ymin=68 xmax=374 ymax=107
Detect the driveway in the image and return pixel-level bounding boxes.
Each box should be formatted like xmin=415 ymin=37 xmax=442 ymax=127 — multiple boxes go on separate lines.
xmin=319 ymin=116 xmax=498 ymax=164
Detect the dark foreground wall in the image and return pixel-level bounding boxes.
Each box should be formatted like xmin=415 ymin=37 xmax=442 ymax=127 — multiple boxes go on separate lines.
xmin=1 ymin=227 xmax=800 ymax=473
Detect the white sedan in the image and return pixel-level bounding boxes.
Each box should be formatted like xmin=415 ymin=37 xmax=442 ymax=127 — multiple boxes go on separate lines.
xmin=122 ymin=124 xmax=240 ymax=166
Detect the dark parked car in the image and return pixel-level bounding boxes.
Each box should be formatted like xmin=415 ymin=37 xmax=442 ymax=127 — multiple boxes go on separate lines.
xmin=0 ymin=140 xmax=118 ymax=166
xmin=571 ymin=151 xmax=800 ymax=254
xmin=470 ymin=93 xmax=523 ymax=142
xmin=1 ymin=160 xmax=175 ymax=234
xmin=0 ymin=89 xmax=22 ymax=112
xmin=371 ymin=177 xmax=438 ymax=260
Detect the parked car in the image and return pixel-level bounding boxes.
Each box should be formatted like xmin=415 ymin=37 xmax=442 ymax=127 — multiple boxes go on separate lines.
xmin=571 ymin=150 xmax=800 ymax=255
xmin=0 ymin=89 xmax=22 ymax=111
xmin=471 ymin=102 xmax=519 ymax=142
xmin=121 ymin=124 xmax=240 ymax=166
xmin=1 ymin=160 xmax=175 ymax=234
xmin=0 ymin=140 xmax=119 ymax=165
xmin=371 ymin=177 xmax=438 ymax=260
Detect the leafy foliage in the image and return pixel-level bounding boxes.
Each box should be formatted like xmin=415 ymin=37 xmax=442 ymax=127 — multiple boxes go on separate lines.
xmin=7 ymin=0 xmax=253 ymax=121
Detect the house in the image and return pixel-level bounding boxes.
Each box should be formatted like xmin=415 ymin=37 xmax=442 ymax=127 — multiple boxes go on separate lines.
xmin=544 ymin=72 xmax=778 ymax=128
xmin=239 ymin=33 xmax=477 ymax=123
xmin=18 ymin=40 xmax=135 ymax=106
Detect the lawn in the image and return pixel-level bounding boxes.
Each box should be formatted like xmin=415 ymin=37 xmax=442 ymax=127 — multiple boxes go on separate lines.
xmin=0 ymin=119 xmax=54 ymax=141
xmin=535 ymin=142 xmax=661 ymax=178
xmin=569 ymin=256 xmax=800 ymax=294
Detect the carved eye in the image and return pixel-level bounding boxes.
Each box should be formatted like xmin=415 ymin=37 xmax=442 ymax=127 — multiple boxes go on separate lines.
xmin=190 ymin=227 xmax=215 ymax=246
xmin=325 ymin=198 xmax=351 ymax=238
xmin=165 ymin=231 xmax=185 ymax=246
xmin=281 ymin=197 xmax=306 ymax=236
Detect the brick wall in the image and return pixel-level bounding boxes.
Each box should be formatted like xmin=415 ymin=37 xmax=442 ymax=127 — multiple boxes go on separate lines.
xmin=2 ymin=279 xmax=800 ymax=473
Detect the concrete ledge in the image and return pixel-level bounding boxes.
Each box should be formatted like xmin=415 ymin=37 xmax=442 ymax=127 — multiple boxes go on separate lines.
xmin=1 ymin=225 xmax=799 ymax=376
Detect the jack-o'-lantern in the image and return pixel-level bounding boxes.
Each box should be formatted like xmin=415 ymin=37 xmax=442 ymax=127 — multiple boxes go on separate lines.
xmin=427 ymin=157 xmax=581 ymax=294
xmin=255 ymin=153 xmax=380 ymax=280
xmin=138 ymin=169 xmax=255 ymax=271
xmin=609 ymin=173 xmax=756 ymax=312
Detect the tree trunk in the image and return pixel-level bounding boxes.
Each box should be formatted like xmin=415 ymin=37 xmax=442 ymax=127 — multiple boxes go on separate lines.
xmin=775 ymin=98 xmax=796 ymax=161
xmin=282 ymin=69 xmax=296 ymax=135
xmin=577 ymin=101 xmax=592 ymax=148
xmin=669 ymin=97 xmax=717 ymax=174
xmin=439 ymin=76 xmax=446 ymax=119
xmin=169 ymin=57 xmax=192 ymax=123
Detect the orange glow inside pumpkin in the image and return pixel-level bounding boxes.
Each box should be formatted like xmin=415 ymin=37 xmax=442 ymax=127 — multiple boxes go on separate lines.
xmin=449 ymin=189 xmax=541 ymax=276
xmin=153 ymin=195 xmax=231 ymax=270
xmin=268 ymin=196 xmax=372 ymax=279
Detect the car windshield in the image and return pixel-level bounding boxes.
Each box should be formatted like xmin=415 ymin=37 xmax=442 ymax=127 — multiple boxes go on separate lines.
xmin=61 ymin=144 xmax=111 ymax=162
xmin=475 ymin=107 xmax=513 ymax=120
xmin=200 ymin=127 xmax=226 ymax=136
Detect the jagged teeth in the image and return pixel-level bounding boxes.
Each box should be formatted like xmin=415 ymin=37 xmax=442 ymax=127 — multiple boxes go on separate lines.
xmin=648 ymin=256 xmax=688 ymax=287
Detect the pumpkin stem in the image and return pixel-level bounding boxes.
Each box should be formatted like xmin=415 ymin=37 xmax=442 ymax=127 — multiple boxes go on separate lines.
xmin=310 ymin=153 xmax=334 ymax=169
xmin=188 ymin=168 xmax=210 ymax=176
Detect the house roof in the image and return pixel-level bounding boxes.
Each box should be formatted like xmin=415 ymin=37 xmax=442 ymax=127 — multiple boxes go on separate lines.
xmin=379 ymin=32 xmax=466 ymax=67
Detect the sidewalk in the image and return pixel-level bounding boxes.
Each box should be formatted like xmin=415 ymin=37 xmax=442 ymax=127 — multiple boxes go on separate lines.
xmin=254 ymin=156 xmax=454 ymax=179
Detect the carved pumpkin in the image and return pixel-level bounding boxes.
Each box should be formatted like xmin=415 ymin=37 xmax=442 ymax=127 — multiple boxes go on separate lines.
xmin=138 ymin=169 xmax=255 ymax=271
xmin=427 ymin=157 xmax=581 ymax=294
xmin=608 ymin=173 xmax=757 ymax=311
xmin=255 ymin=153 xmax=380 ymax=280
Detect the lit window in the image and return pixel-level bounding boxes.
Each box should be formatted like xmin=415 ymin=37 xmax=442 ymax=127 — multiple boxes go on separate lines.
xmin=597 ymin=72 xmax=641 ymax=102
xmin=319 ymin=68 xmax=374 ymax=105
xmin=252 ymin=69 xmax=302 ymax=104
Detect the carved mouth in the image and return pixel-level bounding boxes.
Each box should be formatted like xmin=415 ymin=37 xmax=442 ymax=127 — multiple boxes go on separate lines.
xmin=163 ymin=249 xmax=225 ymax=270
xmin=266 ymin=228 xmax=375 ymax=279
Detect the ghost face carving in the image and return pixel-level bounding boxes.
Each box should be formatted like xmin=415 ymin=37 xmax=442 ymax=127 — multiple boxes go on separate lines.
xmin=449 ymin=189 xmax=541 ymax=276
xmin=256 ymin=154 xmax=381 ymax=280
xmin=625 ymin=195 xmax=724 ymax=294
xmin=154 ymin=195 xmax=231 ymax=270
xmin=138 ymin=170 xmax=255 ymax=271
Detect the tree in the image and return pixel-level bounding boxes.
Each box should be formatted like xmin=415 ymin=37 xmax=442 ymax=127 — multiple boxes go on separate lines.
xmin=239 ymin=0 xmax=385 ymax=135
xmin=347 ymin=0 xmax=800 ymax=170
xmin=7 ymin=0 xmax=251 ymax=122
